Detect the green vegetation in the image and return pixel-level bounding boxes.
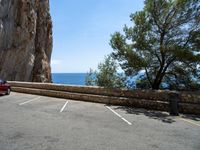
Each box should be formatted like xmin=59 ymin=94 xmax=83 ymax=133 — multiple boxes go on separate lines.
xmin=110 ymin=0 xmax=200 ymax=90
xmin=85 ymin=56 xmax=127 ymax=88
xmin=86 ymin=0 xmax=200 ymax=90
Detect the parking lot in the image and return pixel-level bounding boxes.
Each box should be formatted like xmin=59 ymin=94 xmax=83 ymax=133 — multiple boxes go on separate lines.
xmin=0 ymin=92 xmax=200 ymax=150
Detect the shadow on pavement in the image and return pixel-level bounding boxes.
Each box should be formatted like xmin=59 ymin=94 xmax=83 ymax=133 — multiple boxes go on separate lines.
xmin=0 ymin=94 xmax=10 ymax=97
xmin=181 ymin=114 xmax=200 ymax=122
xmin=111 ymin=106 xmax=176 ymax=124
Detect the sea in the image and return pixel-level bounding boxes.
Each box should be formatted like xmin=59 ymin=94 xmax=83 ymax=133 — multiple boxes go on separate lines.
xmin=52 ymin=73 xmax=87 ymax=85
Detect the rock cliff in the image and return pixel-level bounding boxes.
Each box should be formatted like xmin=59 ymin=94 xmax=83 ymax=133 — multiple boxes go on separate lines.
xmin=0 ymin=0 xmax=52 ymax=82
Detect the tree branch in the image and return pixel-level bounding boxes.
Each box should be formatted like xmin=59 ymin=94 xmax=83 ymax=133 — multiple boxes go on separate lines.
xmin=157 ymin=57 xmax=176 ymax=84
xmin=154 ymin=51 xmax=162 ymax=65
xmin=145 ymin=67 xmax=153 ymax=86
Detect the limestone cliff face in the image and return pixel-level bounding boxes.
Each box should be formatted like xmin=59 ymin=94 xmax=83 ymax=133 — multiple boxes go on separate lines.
xmin=0 ymin=0 xmax=52 ymax=82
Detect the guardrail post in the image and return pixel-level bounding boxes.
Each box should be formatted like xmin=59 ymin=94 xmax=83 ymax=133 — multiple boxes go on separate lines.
xmin=169 ymin=92 xmax=179 ymax=116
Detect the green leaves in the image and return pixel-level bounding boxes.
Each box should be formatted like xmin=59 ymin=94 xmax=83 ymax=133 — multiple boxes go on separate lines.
xmin=110 ymin=0 xmax=200 ymax=90
xmin=85 ymin=56 xmax=127 ymax=88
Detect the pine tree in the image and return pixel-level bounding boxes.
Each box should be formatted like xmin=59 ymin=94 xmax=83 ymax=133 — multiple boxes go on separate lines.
xmin=110 ymin=0 xmax=200 ymax=90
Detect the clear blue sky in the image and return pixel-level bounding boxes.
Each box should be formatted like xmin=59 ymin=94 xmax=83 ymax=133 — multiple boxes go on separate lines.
xmin=50 ymin=0 xmax=144 ymax=73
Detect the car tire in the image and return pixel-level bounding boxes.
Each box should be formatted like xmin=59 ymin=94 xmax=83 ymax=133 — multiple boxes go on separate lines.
xmin=6 ymin=88 xmax=11 ymax=95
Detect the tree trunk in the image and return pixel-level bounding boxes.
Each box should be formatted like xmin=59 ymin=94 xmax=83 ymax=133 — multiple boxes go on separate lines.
xmin=152 ymin=83 xmax=160 ymax=90
xmin=151 ymin=75 xmax=164 ymax=90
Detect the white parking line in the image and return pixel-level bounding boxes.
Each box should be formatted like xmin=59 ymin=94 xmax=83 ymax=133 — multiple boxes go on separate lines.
xmin=106 ymin=106 xmax=132 ymax=125
xmin=19 ymin=97 xmax=41 ymax=105
xmin=60 ymin=101 xmax=69 ymax=113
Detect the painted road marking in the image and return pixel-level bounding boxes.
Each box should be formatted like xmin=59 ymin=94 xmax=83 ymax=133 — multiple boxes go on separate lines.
xmin=19 ymin=97 xmax=41 ymax=105
xmin=179 ymin=118 xmax=200 ymax=127
xmin=106 ymin=106 xmax=132 ymax=125
xmin=60 ymin=101 xmax=69 ymax=113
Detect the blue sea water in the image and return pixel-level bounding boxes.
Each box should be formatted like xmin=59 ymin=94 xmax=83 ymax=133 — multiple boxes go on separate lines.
xmin=52 ymin=73 xmax=137 ymax=86
xmin=52 ymin=73 xmax=87 ymax=85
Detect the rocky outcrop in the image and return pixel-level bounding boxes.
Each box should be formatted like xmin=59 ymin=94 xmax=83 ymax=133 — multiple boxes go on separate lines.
xmin=0 ymin=0 xmax=52 ymax=82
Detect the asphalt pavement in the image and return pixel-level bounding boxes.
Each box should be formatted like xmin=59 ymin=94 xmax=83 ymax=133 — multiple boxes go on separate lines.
xmin=0 ymin=92 xmax=199 ymax=150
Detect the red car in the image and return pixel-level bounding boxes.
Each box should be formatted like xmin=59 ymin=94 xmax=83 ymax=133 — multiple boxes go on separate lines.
xmin=0 ymin=79 xmax=11 ymax=95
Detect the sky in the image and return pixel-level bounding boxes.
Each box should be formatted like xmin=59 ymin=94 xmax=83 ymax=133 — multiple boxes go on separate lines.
xmin=50 ymin=0 xmax=144 ymax=73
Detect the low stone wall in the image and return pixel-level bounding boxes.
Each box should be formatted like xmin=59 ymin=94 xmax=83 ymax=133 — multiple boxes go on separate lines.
xmin=8 ymin=81 xmax=200 ymax=115
xmin=11 ymin=87 xmax=169 ymax=111
xmin=178 ymin=91 xmax=200 ymax=115
xmin=8 ymin=82 xmax=174 ymax=101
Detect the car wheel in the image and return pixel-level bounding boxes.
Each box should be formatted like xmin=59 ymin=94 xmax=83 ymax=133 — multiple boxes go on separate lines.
xmin=6 ymin=88 xmax=11 ymax=95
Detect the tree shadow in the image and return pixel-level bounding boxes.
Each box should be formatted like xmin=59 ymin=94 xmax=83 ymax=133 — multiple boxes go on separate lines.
xmin=181 ymin=114 xmax=200 ymax=122
xmin=108 ymin=105 xmax=176 ymax=124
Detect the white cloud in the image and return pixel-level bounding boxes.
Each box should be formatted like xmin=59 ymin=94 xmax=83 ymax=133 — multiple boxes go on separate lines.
xmin=51 ymin=59 xmax=62 ymax=65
